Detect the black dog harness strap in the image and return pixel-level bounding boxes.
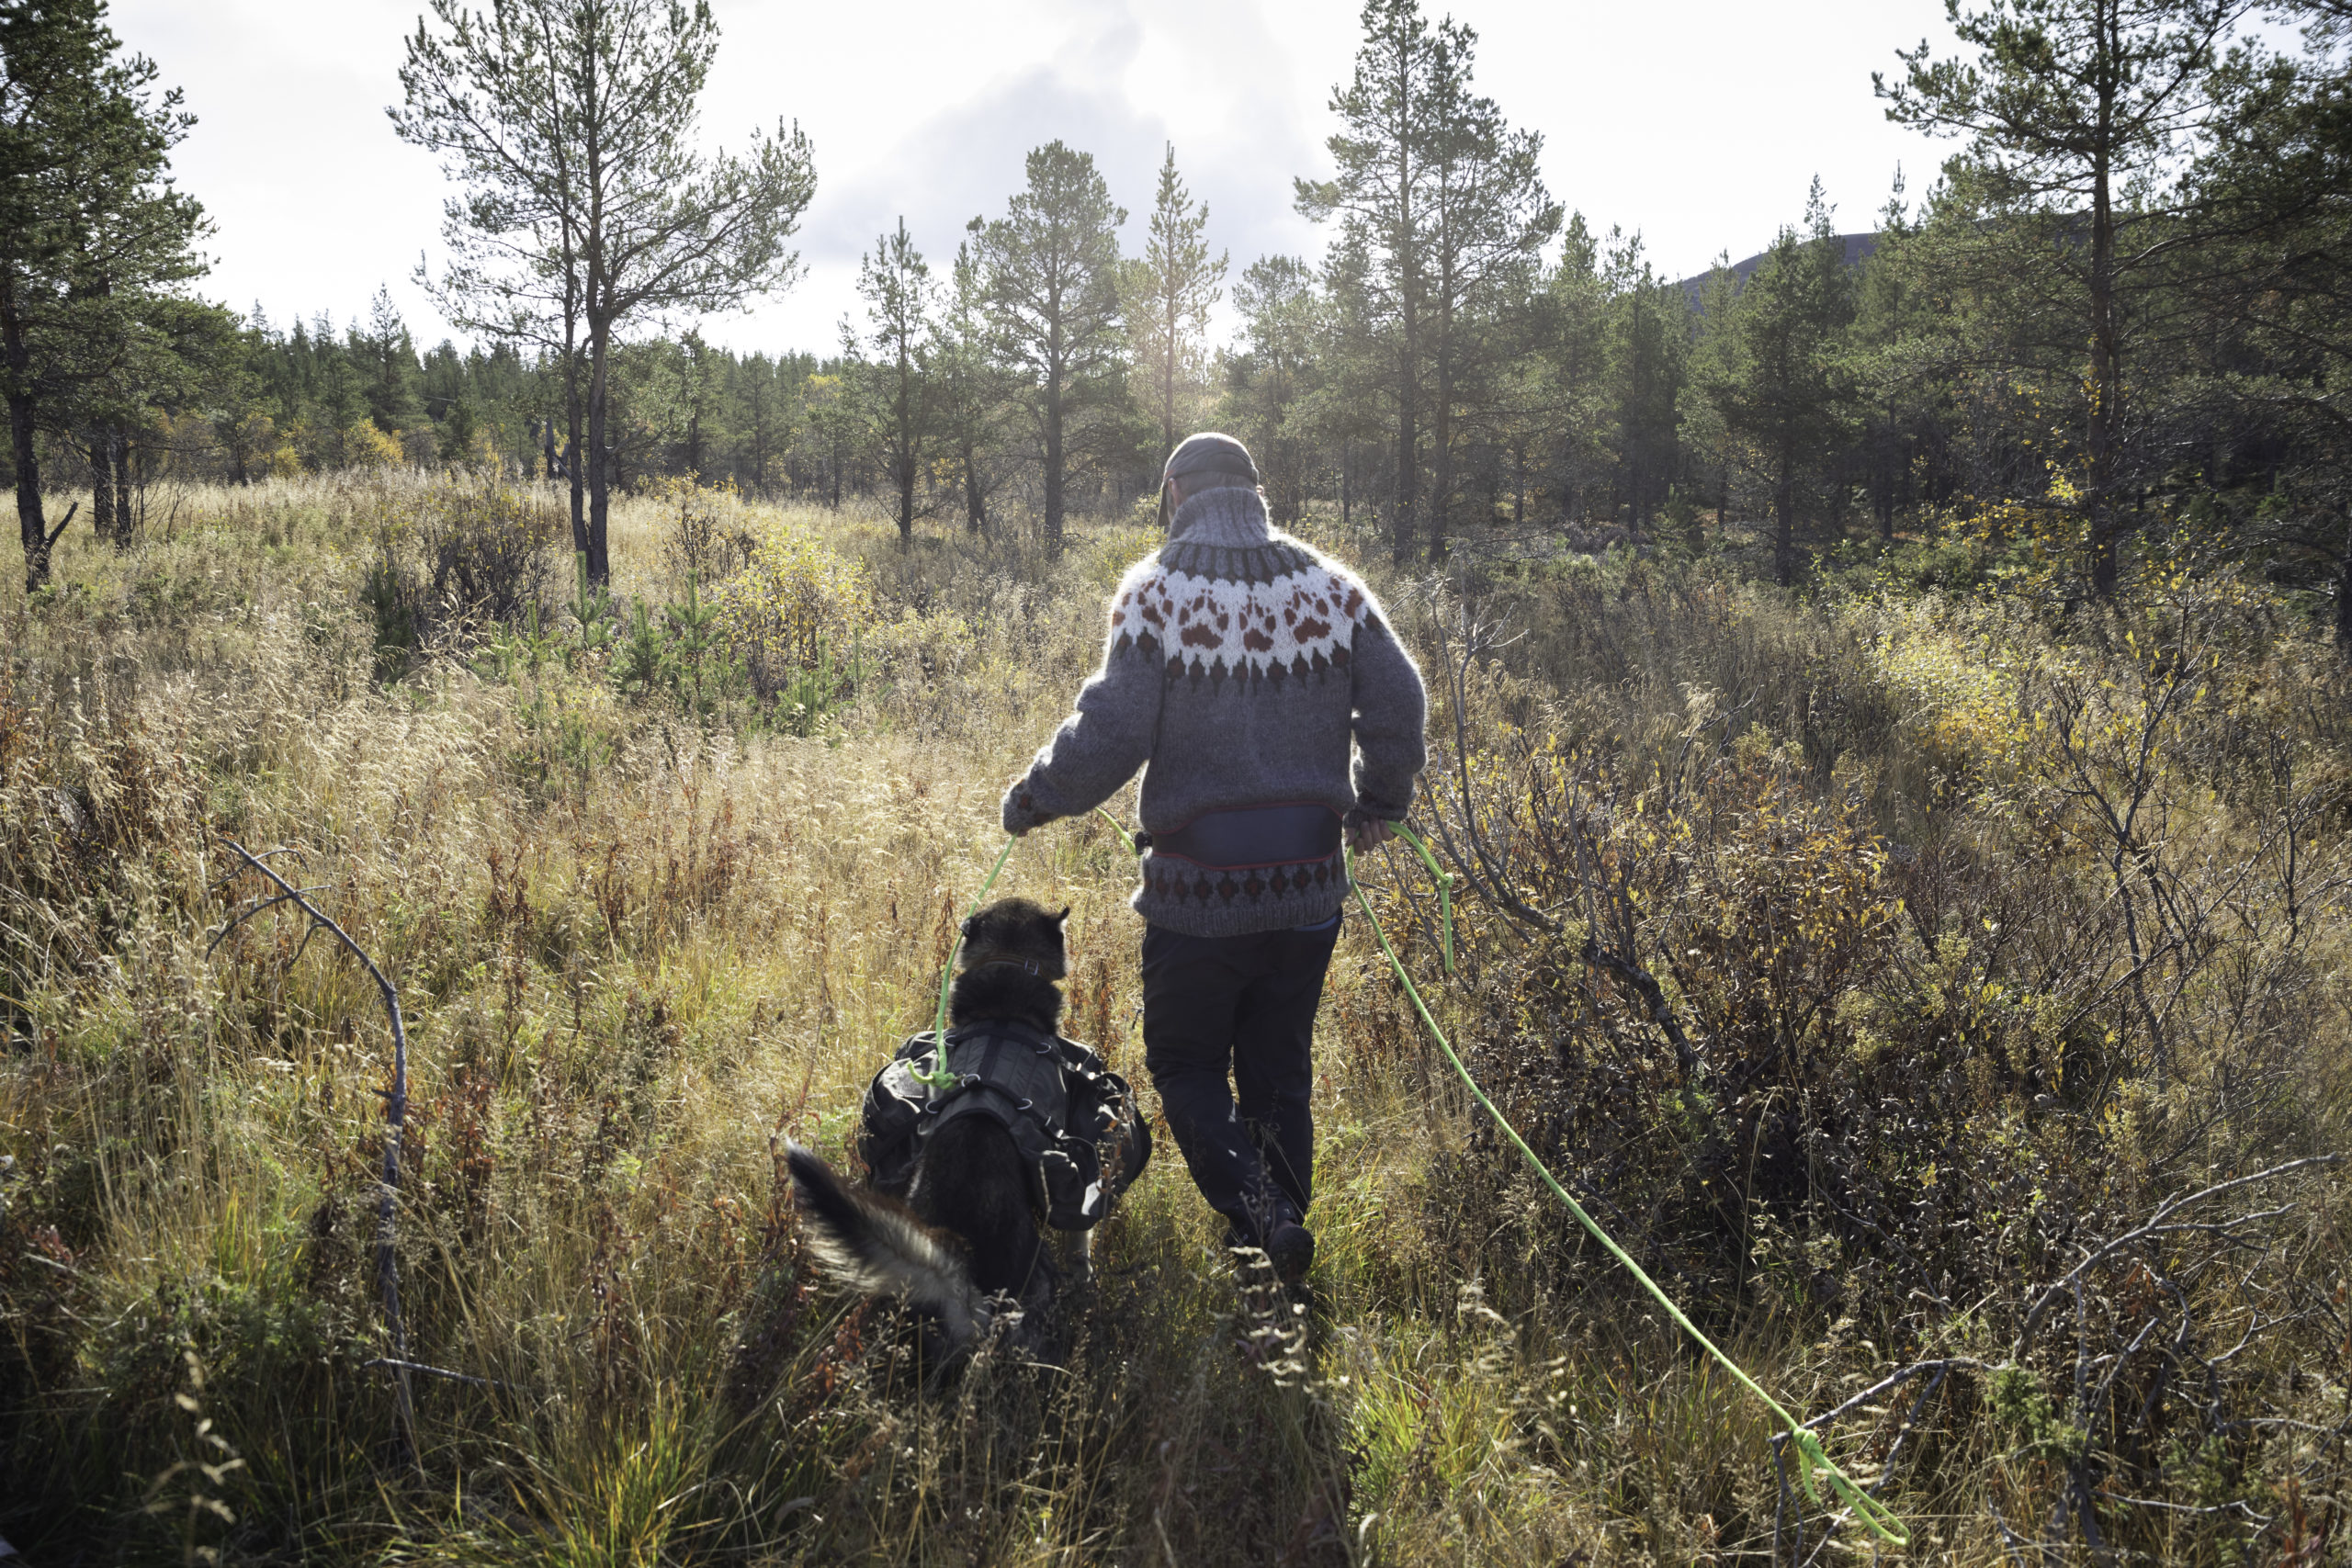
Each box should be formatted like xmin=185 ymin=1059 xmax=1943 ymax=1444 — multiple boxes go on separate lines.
xmin=857 ymin=1020 xmax=1150 ymax=1231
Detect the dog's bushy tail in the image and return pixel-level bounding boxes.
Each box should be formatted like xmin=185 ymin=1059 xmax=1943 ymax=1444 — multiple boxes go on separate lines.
xmin=786 ymin=1143 xmax=982 ymax=1350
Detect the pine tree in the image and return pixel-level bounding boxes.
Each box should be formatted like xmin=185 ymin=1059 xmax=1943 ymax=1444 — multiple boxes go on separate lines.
xmin=1530 ymin=213 xmax=1615 ymax=525
xmin=1124 ymin=143 xmax=1225 ymax=465
xmin=849 ymin=218 xmax=937 ymax=545
xmin=1849 ymin=174 xmax=1935 ymax=542
xmin=733 ymin=352 xmax=787 ymax=496
xmin=2177 ymin=9 xmax=2352 ymax=640
xmin=1417 ymin=19 xmax=1558 ymax=558
xmin=934 ymin=236 xmax=1009 ymax=532
xmin=1226 ymin=255 xmax=1321 ymax=523
xmin=1297 ymin=0 xmax=1445 ymax=564
xmin=1603 ymin=230 xmax=1690 ymax=535
xmin=975 ymin=141 xmax=1126 ymax=553
xmin=356 ymin=284 xmax=421 ymax=435
xmin=1881 ymin=0 xmax=2245 ymax=597
xmin=394 ymin=0 xmax=816 ymax=582
xmin=799 ymin=372 xmax=855 ymax=509
xmin=2 ymin=0 xmax=214 ymax=585
xmin=1700 ymin=179 xmax=1859 ymax=586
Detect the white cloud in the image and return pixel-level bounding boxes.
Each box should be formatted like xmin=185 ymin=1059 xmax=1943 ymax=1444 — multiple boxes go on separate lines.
xmin=115 ymin=0 xmax=1973 ymax=356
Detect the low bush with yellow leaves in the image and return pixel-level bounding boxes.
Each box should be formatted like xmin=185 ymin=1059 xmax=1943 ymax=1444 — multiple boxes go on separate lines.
xmin=1396 ymin=558 xmax=2351 ymax=1562
xmin=709 ymin=513 xmax=875 ymax=705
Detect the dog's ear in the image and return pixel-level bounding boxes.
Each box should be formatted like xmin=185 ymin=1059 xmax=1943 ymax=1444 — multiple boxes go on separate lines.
xmin=1054 ymin=906 xmax=1071 ymax=928
xmin=960 ymin=915 xmax=978 ymax=939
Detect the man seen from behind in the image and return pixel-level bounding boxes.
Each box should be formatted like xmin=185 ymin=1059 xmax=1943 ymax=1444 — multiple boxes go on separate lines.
xmin=1001 ymin=433 xmax=1428 ymax=1285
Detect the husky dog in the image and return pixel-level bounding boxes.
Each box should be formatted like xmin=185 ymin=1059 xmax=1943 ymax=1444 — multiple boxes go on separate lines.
xmin=786 ymin=898 xmax=1087 ymax=1359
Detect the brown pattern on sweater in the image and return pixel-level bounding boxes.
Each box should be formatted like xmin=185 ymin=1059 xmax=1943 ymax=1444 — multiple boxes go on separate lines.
xmin=1002 ymin=487 xmax=1428 ymax=939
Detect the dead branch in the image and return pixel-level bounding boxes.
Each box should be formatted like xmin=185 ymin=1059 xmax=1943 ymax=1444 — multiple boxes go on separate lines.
xmin=2016 ymin=1156 xmax=2342 ymax=1353
xmin=210 ymin=837 xmax=417 ymax=1466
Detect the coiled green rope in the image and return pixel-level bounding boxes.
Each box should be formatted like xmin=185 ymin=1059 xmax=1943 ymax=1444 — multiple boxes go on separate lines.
xmin=1344 ymin=832 xmax=1907 ymax=1548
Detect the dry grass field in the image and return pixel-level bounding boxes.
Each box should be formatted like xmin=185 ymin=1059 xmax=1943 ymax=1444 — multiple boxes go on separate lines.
xmin=2 ymin=474 xmax=2346 ymax=1564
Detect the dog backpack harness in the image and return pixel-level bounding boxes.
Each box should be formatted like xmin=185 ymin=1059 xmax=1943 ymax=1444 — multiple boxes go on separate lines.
xmin=857 ymin=1020 xmax=1150 ymax=1231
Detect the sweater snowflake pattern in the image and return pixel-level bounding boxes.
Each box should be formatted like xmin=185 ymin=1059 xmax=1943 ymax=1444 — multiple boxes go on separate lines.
xmin=1001 ymin=487 xmax=1428 ymax=937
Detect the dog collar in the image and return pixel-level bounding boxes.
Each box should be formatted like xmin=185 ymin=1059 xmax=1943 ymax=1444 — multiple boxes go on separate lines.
xmin=967 ymin=958 xmax=1048 ymax=976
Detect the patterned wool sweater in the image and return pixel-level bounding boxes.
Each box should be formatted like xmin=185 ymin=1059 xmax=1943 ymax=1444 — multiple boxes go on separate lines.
xmin=1001 ymin=487 xmax=1428 ymax=938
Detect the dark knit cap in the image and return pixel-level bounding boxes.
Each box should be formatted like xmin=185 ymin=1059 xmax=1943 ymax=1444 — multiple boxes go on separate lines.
xmin=1163 ymin=432 xmax=1259 ymax=486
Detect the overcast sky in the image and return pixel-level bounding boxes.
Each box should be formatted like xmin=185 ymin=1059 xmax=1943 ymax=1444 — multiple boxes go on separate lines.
xmin=115 ymin=0 xmax=1968 ymax=357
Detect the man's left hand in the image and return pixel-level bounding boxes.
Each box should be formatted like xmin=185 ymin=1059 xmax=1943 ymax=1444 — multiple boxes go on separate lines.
xmin=1348 ymin=815 xmax=1398 ymax=853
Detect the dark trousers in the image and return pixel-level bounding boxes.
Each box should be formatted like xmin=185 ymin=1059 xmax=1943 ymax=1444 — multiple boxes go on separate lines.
xmin=1140 ymin=917 xmax=1341 ymax=1238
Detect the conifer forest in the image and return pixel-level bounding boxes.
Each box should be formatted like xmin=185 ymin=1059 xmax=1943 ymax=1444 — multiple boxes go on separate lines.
xmin=4 ymin=0 xmax=2352 ymax=1562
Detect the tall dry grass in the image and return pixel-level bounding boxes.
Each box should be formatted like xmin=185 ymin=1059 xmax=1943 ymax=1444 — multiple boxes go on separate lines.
xmin=0 ymin=476 xmax=2344 ymax=1564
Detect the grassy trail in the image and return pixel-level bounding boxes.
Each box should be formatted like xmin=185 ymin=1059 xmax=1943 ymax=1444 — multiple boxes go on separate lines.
xmin=2 ymin=476 xmax=2346 ymax=1564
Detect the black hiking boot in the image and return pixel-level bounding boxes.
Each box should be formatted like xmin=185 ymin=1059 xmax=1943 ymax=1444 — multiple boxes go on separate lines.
xmin=1225 ymin=1220 xmax=1314 ymax=1284
xmin=1262 ymin=1219 xmax=1315 ymax=1286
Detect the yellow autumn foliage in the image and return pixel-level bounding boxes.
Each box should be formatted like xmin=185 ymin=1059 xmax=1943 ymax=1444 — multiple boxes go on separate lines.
xmin=343 ymin=420 xmax=405 ymax=469
xmin=714 ymin=513 xmax=874 ymax=694
xmin=1867 ymin=624 xmax=2022 ymax=781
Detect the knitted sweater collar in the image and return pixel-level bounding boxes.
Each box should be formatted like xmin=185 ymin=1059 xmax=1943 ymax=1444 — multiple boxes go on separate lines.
xmin=1167 ymin=485 xmax=1270 ymax=548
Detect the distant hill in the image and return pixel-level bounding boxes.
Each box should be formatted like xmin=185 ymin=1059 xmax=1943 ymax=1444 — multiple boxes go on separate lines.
xmin=1678 ymin=231 xmax=1880 ymax=307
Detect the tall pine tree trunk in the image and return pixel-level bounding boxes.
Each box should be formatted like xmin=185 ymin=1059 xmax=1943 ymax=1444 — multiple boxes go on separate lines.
xmin=565 ymin=359 xmax=586 ymax=567
xmin=1393 ymin=332 xmax=1419 ymax=565
xmin=10 ymin=390 xmax=52 ymax=592
xmin=110 ymin=427 xmax=132 ymax=548
xmin=1161 ymin=289 xmax=1177 ymax=464
xmin=585 ymin=323 xmax=612 ymax=584
xmin=90 ymin=432 xmax=118 ymax=547
xmin=964 ymin=441 xmax=985 ymax=532
xmin=1044 ymin=365 xmax=1066 ymax=554
xmin=1429 ymin=308 xmax=1453 ymax=564
xmin=1390 ymin=41 xmax=1419 ymax=568
xmin=5 ymin=271 xmax=61 ymax=592
xmin=896 ymin=353 xmax=916 ymax=546
xmin=2086 ymin=138 xmax=2121 ymax=601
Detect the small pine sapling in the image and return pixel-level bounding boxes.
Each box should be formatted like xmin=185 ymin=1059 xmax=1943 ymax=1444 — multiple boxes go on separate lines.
xmin=614 ymin=600 xmax=670 ymax=700
xmin=569 ymin=550 xmax=616 ymax=667
xmin=665 ymin=572 xmax=724 ymax=715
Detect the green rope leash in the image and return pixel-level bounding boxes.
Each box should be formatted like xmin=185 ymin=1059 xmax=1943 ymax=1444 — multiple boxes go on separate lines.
xmin=1343 ymin=840 xmax=1908 ymax=1548
xmin=1388 ymin=822 xmax=1454 ymax=976
xmin=923 ymin=812 xmax=1897 ymax=1540
xmin=1092 ymin=805 xmax=1136 ymax=857
xmin=911 ymin=834 xmax=1021 ymax=1091
xmin=917 ymin=815 xmax=1131 ymax=1091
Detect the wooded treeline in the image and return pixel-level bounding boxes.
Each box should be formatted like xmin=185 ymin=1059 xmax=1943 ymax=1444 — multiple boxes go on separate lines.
xmin=8 ymin=0 xmax=2352 ymax=611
